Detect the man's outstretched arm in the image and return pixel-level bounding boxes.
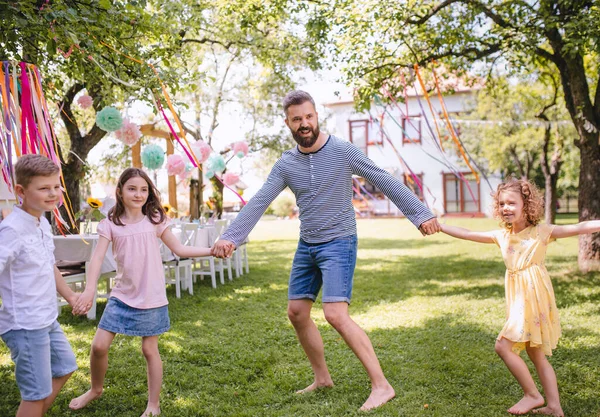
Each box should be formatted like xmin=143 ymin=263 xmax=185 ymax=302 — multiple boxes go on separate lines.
xmin=346 ymin=143 xmax=440 ymax=234
xmin=214 ymin=163 xmax=287 ymax=258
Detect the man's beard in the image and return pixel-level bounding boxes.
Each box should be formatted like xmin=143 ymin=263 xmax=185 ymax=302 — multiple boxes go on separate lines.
xmin=291 ymin=124 xmax=320 ymax=148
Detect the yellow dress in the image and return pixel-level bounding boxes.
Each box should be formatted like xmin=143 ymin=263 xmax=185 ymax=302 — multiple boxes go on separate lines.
xmin=491 ymin=223 xmax=561 ymax=356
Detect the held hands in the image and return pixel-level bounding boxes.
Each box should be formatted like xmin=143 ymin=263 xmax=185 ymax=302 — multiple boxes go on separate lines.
xmin=211 ymin=239 xmax=236 ymax=258
xmin=72 ymin=289 xmax=95 ymax=316
xmin=419 ymin=218 xmax=442 ymax=236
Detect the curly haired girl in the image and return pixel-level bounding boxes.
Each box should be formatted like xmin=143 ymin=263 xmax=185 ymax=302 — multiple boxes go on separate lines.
xmin=440 ymin=178 xmax=600 ymax=416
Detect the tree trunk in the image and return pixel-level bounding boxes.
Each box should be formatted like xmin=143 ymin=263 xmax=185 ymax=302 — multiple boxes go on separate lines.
xmin=577 ymin=130 xmax=600 ymax=271
xmin=57 ymin=83 xmax=107 ymax=233
xmin=210 ymin=176 xmax=224 ymax=219
xmin=188 ymin=171 xmax=204 ymax=220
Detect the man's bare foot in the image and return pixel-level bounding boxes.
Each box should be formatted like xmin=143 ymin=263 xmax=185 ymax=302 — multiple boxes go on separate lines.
xmin=141 ymin=404 xmax=160 ymax=417
xmin=532 ymin=406 xmax=564 ymax=417
xmin=507 ymin=394 xmax=545 ymax=415
xmin=295 ymin=380 xmax=334 ymax=394
xmin=69 ymin=389 xmax=103 ymax=410
xmin=359 ymin=384 xmax=396 ymax=411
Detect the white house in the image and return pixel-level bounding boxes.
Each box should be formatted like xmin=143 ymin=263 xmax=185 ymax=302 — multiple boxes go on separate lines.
xmin=324 ymin=89 xmax=501 ymax=217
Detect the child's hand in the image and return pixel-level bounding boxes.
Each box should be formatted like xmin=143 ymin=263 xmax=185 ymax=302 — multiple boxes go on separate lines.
xmin=67 ymin=292 xmax=80 ymax=310
xmin=72 ymin=289 xmax=95 ymax=315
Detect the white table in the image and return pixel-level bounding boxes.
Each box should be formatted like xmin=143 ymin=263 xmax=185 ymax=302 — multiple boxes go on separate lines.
xmin=53 ymin=234 xmax=117 ymax=319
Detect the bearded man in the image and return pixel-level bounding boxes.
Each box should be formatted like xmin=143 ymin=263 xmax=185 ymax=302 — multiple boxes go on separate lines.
xmin=213 ymin=90 xmax=440 ymax=411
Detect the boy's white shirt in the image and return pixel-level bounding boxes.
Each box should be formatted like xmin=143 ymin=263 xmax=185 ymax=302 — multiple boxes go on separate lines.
xmin=0 ymin=206 xmax=58 ymax=335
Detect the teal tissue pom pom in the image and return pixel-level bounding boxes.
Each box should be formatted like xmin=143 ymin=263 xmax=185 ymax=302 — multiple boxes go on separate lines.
xmin=141 ymin=144 xmax=165 ymax=170
xmin=206 ymin=154 xmax=226 ymax=174
xmin=95 ymin=106 xmax=123 ymax=132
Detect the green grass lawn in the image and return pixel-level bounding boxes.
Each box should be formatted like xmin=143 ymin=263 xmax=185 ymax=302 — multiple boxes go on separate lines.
xmin=1 ymin=216 xmax=599 ymax=416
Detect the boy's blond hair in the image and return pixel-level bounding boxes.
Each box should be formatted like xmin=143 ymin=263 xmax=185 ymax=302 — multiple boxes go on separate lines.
xmin=15 ymin=154 xmax=60 ymax=188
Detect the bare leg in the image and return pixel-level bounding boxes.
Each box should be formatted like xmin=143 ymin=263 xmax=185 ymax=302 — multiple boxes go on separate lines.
xmin=69 ymin=329 xmax=116 ymax=410
xmin=495 ymin=338 xmax=544 ymax=415
xmin=16 ymin=400 xmax=44 ymax=417
xmin=41 ymin=372 xmax=74 ymax=414
xmin=527 ymin=345 xmax=564 ymax=417
xmin=322 ymin=302 xmax=395 ymax=411
xmin=140 ymin=336 xmax=162 ymax=417
xmin=287 ymin=299 xmax=334 ymax=393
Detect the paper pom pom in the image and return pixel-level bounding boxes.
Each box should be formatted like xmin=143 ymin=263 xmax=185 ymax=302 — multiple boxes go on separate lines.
xmin=77 ymin=94 xmax=93 ymax=109
xmin=96 ymin=106 xmax=123 ymax=132
xmin=115 ymin=118 xmax=142 ymax=146
xmin=190 ymin=140 xmax=212 ymax=164
xmin=166 ymin=154 xmax=186 ymax=176
xmin=222 ymin=172 xmax=240 ymax=186
xmin=204 ymin=169 xmax=215 ymax=179
xmin=232 ymin=141 xmax=249 ymax=158
xmin=205 ymin=153 xmax=226 ymax=174
xmin=179 ymin=163 xmax=193 ymax=180
xmin=141 ymin=144 xmax=165 ymax=170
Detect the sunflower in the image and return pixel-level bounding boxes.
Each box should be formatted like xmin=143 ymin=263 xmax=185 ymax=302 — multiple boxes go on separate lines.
xmin=87 ymin=197 xmax=103 ymax=209
xmin=162 ymin=203 xmax=173 ymax=215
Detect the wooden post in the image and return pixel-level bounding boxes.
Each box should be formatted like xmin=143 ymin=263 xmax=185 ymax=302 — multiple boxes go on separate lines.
xmin=166 ymin=137 xmax=177 ymax=211
xmin=132 ymin=141 xmax=142 ymax=168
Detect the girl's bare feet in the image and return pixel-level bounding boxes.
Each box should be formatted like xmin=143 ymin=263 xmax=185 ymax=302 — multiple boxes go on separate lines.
xmin=359 ymin=384 xmax=396 ymax=411
xmin=69 ymin=388 xmax=103 ymax=410
xmin=507 ymin=394 xmax=545 ymax=415
xmin=295 ymin=380 xmax=334 ymax=394
xmin=532 ymin=406 xmax=564 ymax=416
xmin=141 ymin=404 xmax=160 ymax=417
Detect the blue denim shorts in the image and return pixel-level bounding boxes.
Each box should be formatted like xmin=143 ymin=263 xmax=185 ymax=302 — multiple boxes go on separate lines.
xmin=1 ymin=321 xmax=77 ymax=401
xmin=99 ymin=297 xmax=170 ymax=337
xmin=288 ymin=235 xmax=358 ymax=304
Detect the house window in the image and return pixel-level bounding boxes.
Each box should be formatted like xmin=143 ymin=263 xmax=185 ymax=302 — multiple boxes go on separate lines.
xmin=443 ymin=173 xmax=480 ymax=213
xmin=402 ymin=115 xmax=421 ymax=144
xmin=403 ymin=173 xmax=424 ymax=202
xmin=349 ymin=120 xmax=371 ymax=154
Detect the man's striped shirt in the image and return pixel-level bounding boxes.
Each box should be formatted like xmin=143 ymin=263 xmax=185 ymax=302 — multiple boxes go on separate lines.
xmin=221 ymin=135 xmax=434 ymax=247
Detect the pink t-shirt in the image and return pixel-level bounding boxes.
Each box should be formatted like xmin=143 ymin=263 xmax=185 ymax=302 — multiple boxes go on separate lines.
xmin=97 ymin=216 xmax=171 ymax=309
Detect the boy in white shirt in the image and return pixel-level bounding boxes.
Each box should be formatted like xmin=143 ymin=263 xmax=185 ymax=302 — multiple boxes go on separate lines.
xmin=0 ymin=155 xmax=81 ymax=417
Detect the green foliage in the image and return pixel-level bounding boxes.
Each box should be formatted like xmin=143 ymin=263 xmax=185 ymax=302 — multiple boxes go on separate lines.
xmin=460 ymin=76 xmax=578 ymax=190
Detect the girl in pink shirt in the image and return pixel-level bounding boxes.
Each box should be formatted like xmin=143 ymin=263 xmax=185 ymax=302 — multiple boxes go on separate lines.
xmin=69 ymin=168 xmax=212 ymax=417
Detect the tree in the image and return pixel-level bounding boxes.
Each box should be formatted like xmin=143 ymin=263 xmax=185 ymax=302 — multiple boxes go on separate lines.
xmin=1 ymin=0 xmax=185 ymax=230
xmin=313 ymin=0 xmax=600 ymax=271
xmin=460 ymin=75 xmax=577 ymax=223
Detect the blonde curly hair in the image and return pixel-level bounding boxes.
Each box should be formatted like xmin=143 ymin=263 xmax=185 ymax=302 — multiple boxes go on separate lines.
xmin=492 ymin=178 xmax=544 ymax=230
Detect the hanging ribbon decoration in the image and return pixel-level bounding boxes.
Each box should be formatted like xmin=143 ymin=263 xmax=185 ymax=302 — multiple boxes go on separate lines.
xmin=429 ymin=61 xmax=480 ymax=183
xmin=0 ymin=61 xmax=78 ymax=233
xmin=95 ymin=39 xmax=246 ymax=205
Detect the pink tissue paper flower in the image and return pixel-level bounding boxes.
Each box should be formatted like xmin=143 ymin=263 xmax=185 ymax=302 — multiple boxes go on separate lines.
xmin=222 ymin=172 xmax=240 ymax=186
xmin=166 ymin=154 xmax=186 ymax=177
xmin=77 ymin=94 xmax=93 ymax=109
xmin=191 ymin=140 xmax=212 ymax=163
xmin=115 ymin=119 xmax=142 ymax=146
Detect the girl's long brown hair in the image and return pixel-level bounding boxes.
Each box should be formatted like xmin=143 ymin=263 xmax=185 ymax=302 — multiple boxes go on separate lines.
xmin=108 ymin=168 xmax=166 ymax=226
xmin=492 ymin=178 xmax=544 ymax=230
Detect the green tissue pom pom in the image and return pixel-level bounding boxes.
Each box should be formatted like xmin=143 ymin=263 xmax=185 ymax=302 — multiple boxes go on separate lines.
xmin=206 ymin=154 xmax=226 ymax=173
xmin=95 ymin=106 xmax=123 ymax=132
xmin=141 ymin=144 xmax=165 ymax=170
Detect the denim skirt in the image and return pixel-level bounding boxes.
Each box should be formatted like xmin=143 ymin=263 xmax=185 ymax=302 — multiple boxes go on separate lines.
xmin=99 ymin=297 xmax=170 ymax=337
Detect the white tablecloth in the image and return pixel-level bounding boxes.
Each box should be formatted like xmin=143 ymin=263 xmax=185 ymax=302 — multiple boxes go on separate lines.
xmin=53 ymin=235 xmax=117 ymax=273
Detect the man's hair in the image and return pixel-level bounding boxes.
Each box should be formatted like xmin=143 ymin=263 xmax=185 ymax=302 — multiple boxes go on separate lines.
xmin=283 ymin=90 xmax=315 ymax=115
xmin=15 ymin=154 xmax=60 ymax=188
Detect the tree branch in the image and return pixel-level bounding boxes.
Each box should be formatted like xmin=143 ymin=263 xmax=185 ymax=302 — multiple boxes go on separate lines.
xmin=406 ymin=0 xmax=515 ymax=29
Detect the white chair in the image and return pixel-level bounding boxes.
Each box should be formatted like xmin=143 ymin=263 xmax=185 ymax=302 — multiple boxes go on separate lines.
xmin=214 ymin=219 xmax=248 ymax=278
xmin=190 ymin=226 xmax=221 ymax=288
xmin=54 ymin=236 xmax=115 ymax=320
xmin=160 ymin=230 xmax=193 ymax=298
xmin=213 ymin=220 xmax=235 ymax=280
